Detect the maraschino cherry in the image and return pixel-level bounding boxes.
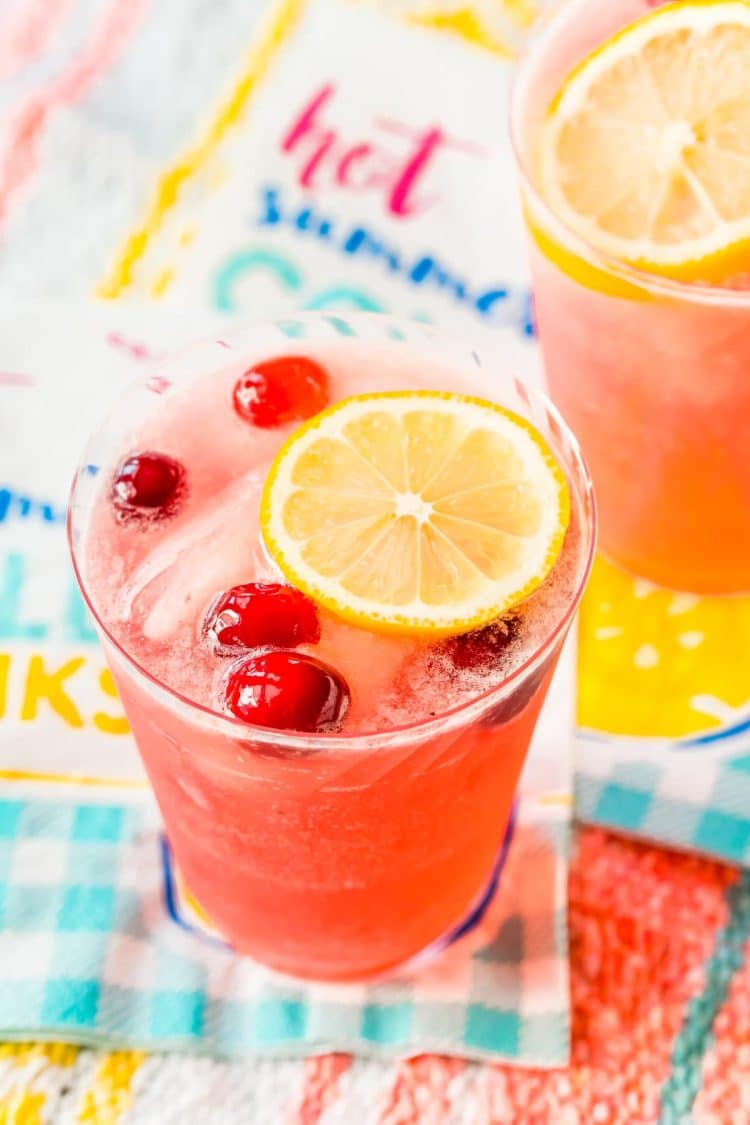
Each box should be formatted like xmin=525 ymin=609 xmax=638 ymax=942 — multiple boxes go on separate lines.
xmin=233 ymin=356 xmax=329 ymax=428
xmin=205 ymin=582 xmax=320 ymax=652
xmin=224 ymin=650 xmax=350 ymax=733
xmin=111 ymin=452 xmax=185 ymax=517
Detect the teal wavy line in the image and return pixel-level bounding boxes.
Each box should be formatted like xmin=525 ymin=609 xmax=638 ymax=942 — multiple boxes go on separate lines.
xmin=659 ymin=870 xmax=750 ymax=1123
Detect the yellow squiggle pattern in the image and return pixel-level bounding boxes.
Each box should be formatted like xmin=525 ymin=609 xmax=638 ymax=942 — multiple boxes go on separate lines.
xmin=405 ymin=8 xmax=514 ymax=56
xmin=0 ymin=770 xmax=147 ymax=788
xmin=0 ymin=1045 xmax=79 ymax=1064
xmin=0 ymin=1045 xmax=79 ymax=1124
xmin=76 ymin=1052 xmax=146 ymax=1124
xmin=503 ymin=0 xmax=537 ymax=30
xmin=0 ymin=1046 xmax=146 ymax=1123
xmin=97 ymin=0 xmax=308 ymax=300
xmin=366 ymin=0 xmax=540 ymax=56
xmin=0 ymin=1093 xmax=45 ymax=1125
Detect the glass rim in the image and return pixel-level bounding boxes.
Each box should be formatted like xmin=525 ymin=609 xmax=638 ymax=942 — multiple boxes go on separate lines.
xmin=67 ymin=312 xmax=597 ymax=755
xmin=508 ymin=0 xmax=750 ymax=310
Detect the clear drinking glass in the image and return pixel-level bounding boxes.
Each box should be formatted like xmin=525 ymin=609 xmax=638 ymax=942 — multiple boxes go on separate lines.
xmin=511 ymin=0 xmax=750 ymax=594
xmin=68 ymin=314 xmax=595 ymax=981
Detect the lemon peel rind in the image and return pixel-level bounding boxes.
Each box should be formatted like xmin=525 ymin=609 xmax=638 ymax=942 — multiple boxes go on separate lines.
xmin=540 ymin=0 xmax=750 ymax=282
xmin=260 ymin=390 xmax=571 ymax=637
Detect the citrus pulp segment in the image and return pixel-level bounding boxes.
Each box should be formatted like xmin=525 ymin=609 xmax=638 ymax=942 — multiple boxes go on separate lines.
xmin=539 ymin=0 xmax=750 ymax=282
xmin=260 ymin=391 xmax=570 ymax=636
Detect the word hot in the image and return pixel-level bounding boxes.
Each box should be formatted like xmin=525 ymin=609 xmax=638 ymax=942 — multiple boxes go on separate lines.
xmin=281 ymin=83 xmax=480 ymax=219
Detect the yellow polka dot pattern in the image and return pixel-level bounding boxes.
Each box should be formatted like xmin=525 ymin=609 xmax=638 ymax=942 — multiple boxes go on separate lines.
xmin=579 ymin=555 xmax=750 ymax=738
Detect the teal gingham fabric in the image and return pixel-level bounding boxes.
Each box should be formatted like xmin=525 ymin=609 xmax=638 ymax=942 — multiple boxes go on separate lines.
xmin=0 ymin=796 xmax=569 ymax=1063
xmin=575 ymin=728 xmax=750 ymax=865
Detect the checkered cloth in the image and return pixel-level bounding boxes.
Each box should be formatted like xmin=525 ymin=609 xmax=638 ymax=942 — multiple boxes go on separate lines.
xmin=577 ymin=738 xmax=750 ymax=866
xmin=0 ymin=793 xmax=568 ymax=1062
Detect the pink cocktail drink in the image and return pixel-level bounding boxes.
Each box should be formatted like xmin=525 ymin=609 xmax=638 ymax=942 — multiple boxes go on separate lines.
xmin=512 ymin=0 xmax=750 ymax=594
xmin=69 ymin=316 xmax=594 ymax=981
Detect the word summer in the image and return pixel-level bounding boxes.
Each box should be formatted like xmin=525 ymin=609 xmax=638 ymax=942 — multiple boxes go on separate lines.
xmin=248 ymin=186 xmax=534 ymax=335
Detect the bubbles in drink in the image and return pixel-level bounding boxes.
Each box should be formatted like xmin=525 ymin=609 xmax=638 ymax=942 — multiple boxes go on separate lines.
xmin=367 ymin=515 xmax=580 ymax=733
xmin=83 ymin=336 xmax=580 ymax=736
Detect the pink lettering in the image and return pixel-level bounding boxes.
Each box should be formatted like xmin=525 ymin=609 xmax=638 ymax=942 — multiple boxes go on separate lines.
xmin=146 ymin=374 xmax=172 ymax=395
xmin=106 ymin=331 xmax=154 ymax=361
xmin=282 ymin=84 xmax=337 ymax=190
xmin=280 ymin=85 xmax=483 ymax=219
xmin=299 ymin=134 xmax=336 ymax=189
xmin=336 ymin=143 xmax=374 ymax=188
xmin=389 ymin=126 xmax=442 ymax=217
xmin=378 ymin=120 xmax=484 ymax=217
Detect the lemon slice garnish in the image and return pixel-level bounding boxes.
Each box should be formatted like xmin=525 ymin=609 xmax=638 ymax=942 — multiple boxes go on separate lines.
xmin=540 ymin=0 xmax=750 ymax=282
xmin=260 ymin=391 xmax=570 ymax=636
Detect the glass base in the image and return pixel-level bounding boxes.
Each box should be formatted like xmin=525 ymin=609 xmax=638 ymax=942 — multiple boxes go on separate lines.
xmin=398 ymin=799 xmax=518 ymax=976
xmin=160 ymin=801 xmax=518 ymax=981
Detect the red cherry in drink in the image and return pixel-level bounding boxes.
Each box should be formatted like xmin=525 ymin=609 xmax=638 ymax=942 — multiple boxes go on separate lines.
xmin=111 ymin=452 xmax=185 ymax=515
xmin=232 ymin=356 xmax=330 ymax=428
xmin=224 ymin=650 xmax=350 ymax=733
xmin=205 ymin=582 xmax=321 ymax=652
xmin=442 ymin=616 xmax=519 ymax=671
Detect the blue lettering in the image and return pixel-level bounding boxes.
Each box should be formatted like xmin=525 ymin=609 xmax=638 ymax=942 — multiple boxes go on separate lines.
xmin=294 ymin=208 xmax=335 ymax=239
xmin=475 ymin=288 xmax=508 ymax=315
xmin=342 ymin=228 xmax=400 ymax=271
xmin=0 ymin=488 xmax=64 ymax=525
xmin=475 ymin=287 xmax=535 ymax=336
xmin=409 ymin=256 xmax=467 ymax=301
xmin=295 ymin=208 xmax=313 ymax=232
xmin=258 ymin=187 xmax=282 ymax=226
xmin=521 ymin=289 xmax=536 ymax=338
xmin=248 ymin=185 xmax=531 ymax=340
xmin=475 ymin=288 xmax=509 ymax=321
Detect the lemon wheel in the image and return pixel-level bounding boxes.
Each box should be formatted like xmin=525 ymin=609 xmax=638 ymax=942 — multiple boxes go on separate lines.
xmin=260 ymin=391 xmax=570 ymax=636
xmin=539 ymin=0 xmax=750 ymax=282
